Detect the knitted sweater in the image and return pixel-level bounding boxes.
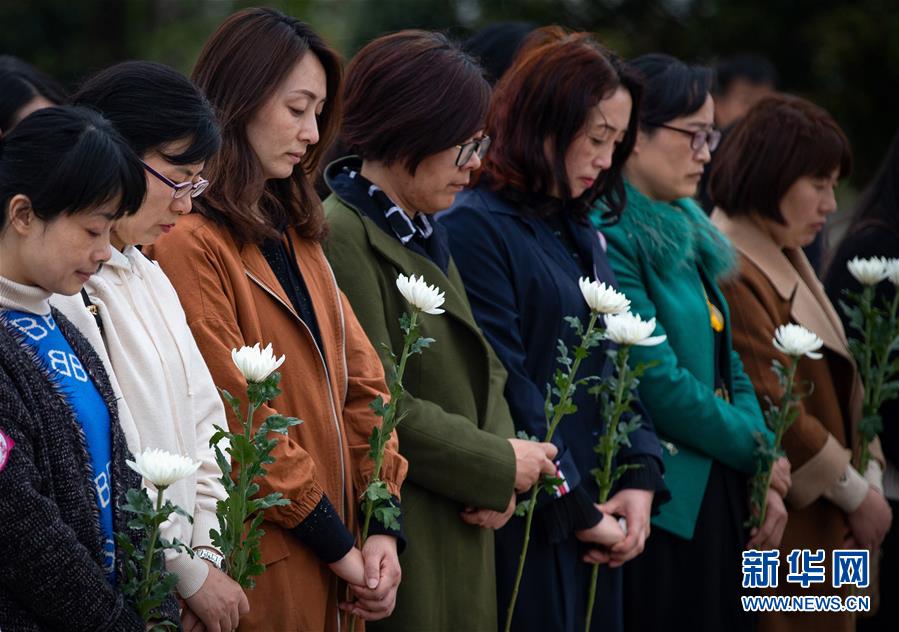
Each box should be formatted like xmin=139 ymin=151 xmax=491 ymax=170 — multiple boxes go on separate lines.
xmin=0 ymin=276 xmax=178 ymax=631
xmin=52 ymin=244 xmax=227 ymax=598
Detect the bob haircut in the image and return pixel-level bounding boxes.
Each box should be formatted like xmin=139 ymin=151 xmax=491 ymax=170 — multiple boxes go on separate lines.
xmin=191 ymin=7 xmax=343 ymax=243
xmin=630 ymin=53 xmax=713 ymax=132
xmin=709 ymin=94 xmax=852 ymax=223
xmin=342 ymin=30 xmax=491 ymax=175
xmin=73 ymin=61 xmax=221 ymax=165
xmin=482 ymin=26 xmax=642 ymax=221
xmin=0 ymin=55 xmax=66 ymax=132
xmin=1 ymin=106 xmax=145 ymax=226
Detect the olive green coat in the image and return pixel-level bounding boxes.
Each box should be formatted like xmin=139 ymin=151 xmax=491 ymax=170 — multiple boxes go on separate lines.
xmin=323 ymin=191 xmax=517 ymax=632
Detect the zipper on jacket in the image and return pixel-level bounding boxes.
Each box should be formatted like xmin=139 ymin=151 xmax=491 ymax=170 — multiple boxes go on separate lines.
xmin=244 ymin=270 xmax=348 ymax=524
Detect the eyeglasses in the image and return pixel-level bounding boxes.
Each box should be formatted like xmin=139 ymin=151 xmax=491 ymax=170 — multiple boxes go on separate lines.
xmin=454 ymin=136 xmax=491 ymax=167
xmin=651 ymin=123 xmax=722 ymax=153
xmin=142 ymin=161 xmax=210 ymax=199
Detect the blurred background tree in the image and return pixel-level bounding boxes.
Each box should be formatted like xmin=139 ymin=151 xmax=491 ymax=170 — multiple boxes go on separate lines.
xmin=1 ymin=0 xmax=896 ymax=188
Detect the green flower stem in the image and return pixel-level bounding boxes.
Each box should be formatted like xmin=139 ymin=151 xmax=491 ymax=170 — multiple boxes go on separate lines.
xmin=360 ymin=309 xmax=418 ymax=542
xmin=138 ymin=487 xmax=167 ymax=620
xmin=860 ymin=288 xmax=875 ymax=470
xmin=504 ymin=312 xmax=599 ymax=632
xmin=229 ymin=399 xmax=256 ymax=584
xmin=351 ymin=310 xmax=420 ymax=632
xmin=757 ymin=358 xmax=799 ymax=527
xmin=584 ymin=346 xmax=630 ymax=632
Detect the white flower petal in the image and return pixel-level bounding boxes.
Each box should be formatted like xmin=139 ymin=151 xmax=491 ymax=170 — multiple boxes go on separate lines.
xmin=127 ymin=448 xmax=201 ymax=488
xmin=604 ymin=311 xmax=662 ymax=346
xmin=885 ymin=258 xmax=899 ymax=287
xmin=231 ymin=343 xmax=285 ymax=383
xmin=578 ymin=277 xmax=630 ymax=314
xmin=633 ymin=334 xmax=667 ymax=347
xmin=772 ymin=323 xmax=824 ymax=359
xmin=847 ymin=256 xmax=888 ymax=286
xmin=396 ymin=273 xmax=445 ymax=315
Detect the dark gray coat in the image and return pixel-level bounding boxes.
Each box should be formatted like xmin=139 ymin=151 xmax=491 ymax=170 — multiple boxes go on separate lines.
xmin=0 ymin=309 xmax=178 ymax=631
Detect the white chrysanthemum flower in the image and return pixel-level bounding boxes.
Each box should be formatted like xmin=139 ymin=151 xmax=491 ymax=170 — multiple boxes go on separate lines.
xmin=231 ymin=343 xmax=286 ymax=383
xmin=603 ymin=311 xmax=667 ymax=346
xmin=772 ymin=323 xmax=823 ymax=359
xmin=396 ymin=274 xmax=445 ymax=315
xmin=127 ymin=448 xmax=201 ymax=489
xmin=885 ymin=258 xmax=899 ymax=287
xmin=847 ymin=256 xmax=888 ymax=286
xmin=578 ymin=277 xmax=630 ymax=315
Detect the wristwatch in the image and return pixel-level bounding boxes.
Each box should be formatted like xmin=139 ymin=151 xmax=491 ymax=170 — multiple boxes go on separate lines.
xmin=195 ymin=548 xmax=225 ymax=571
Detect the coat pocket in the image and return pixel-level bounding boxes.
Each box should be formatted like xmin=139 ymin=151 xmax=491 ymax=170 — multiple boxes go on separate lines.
xmin=259 ymin=522 xmax=291 ymax=566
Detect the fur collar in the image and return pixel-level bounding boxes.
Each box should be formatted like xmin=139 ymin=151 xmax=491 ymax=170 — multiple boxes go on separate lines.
xmin=613 ymin=180 xmax=737 ymax=281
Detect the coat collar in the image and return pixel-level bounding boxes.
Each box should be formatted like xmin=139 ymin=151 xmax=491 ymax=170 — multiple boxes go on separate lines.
xmin=462 ymin=185 xmax=602 ymax=282
xmin=239 ymin=237 xmax=299 ymax=320
xmin=711 ymin=209 xmax=852 ymax=362
xmin=326 ymin=188 xmax=485 ymax=339
xmin=611 ymin=180 xmax=737 ymax=282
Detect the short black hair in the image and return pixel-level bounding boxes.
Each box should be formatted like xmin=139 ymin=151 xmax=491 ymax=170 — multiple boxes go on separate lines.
xmin=1 ymin=106 xmax=146 ymax=225
xmin=630 ymin=53 xmax=713 ymax=130
xmin=342 ymin=30 xmax=491 ymax=175
xmin=0 ymin=55 xmax=66 ymax=131
xmin=714 ymin=54 xmax=778 ymax=96
xmin=73 ymin=61 xmax=221 ymax=164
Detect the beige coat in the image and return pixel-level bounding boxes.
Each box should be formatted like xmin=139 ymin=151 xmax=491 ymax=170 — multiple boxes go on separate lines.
xmin=714 ymin=210 xmax=883 ymax=632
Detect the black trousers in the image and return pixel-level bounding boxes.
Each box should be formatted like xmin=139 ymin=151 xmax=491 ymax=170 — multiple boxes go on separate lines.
xmin=623 ymin=460 xmax=757 ymax=632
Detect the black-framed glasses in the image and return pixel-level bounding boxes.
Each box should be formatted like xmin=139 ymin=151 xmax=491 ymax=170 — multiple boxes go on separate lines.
xmin=454 ymin=136 xmax=491 ymax=167
xmin=142 ymin=161 xmax=210 ymax=199
xmin=650 ymin=123 xmax=722 ymax=153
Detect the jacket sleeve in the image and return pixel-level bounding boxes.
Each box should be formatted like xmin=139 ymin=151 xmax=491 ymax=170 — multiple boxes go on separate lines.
xmin=0 ymin=416 xmax=144 ymax=632
xmin=604 ymin=229 xmax=771 ymax=475
xmin=324 ymin=226 xmax=515 ymax=512
xmin=441 ymin=203 xmax=593 ymax=514
xmin=723 ymin=268 xmax=861 ymax=509
xmin=166 ymin=317 xmax=231 ymax=597
xmin=148 ymin=228 xmax=347 ymax=545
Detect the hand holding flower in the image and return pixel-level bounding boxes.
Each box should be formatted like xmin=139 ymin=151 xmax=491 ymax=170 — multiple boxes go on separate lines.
xmin=507 ymin=438 xmax=558 ymax=493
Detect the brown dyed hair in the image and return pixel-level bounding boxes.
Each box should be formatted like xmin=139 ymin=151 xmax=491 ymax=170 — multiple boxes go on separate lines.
xmin=482 ymin=26 xmax=642 ymax=221
xmin=342 ymin=30 xmax=490 ymax=174
xmin=191 ymin=8 xmax=343 ymax=243
xmin=709 ymin=94 xmax=852 ymax=223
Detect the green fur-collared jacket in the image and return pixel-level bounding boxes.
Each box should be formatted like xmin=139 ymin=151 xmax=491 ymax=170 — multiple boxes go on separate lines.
xmin=594 ymin=181 xmax=771 ymax=539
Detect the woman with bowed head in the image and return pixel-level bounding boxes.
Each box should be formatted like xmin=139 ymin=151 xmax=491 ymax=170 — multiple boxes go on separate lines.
xmin=145 ymin=8 xmax=407 ymax=631
xmin=50 ymin=60 xmax=250 ymax=632
xmin=322 ymin=30 xmax=558 ymax=632
xmin=0 ymin=106 xmax=179 ymax=629
xmin=443 ymin=27 xmax=669 ymax=632
xmin=710 ymin=95 xmax=890 ymax=632
xmin=595 ymin=54 xmax=788 ymax=631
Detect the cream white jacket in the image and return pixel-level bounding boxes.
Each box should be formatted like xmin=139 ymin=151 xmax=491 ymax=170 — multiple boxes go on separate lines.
xmin=52 ymin=245 xmax=227 ymax=598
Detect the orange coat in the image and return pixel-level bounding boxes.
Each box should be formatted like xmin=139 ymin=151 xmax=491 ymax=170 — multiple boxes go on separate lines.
xmin=713 ymin=211 xmax=883 ymax=632
xmin=147 ymin=214 xmax=407 ymax=632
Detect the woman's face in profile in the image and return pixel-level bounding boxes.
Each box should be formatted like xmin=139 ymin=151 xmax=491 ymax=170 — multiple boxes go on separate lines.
xmin=561 ymin=86 xmax=632 ymax=200
xmin=245 ymin=51 xmax=328 ymax=182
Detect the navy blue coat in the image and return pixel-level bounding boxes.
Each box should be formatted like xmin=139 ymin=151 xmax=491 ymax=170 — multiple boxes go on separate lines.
xmin=442 ymin=185 xmax=667 ymax=632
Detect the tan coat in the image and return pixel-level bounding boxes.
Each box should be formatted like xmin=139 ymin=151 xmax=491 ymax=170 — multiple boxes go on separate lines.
xmin=714 ymin=211 xmax=882 ymax=632
xmin=147 ymin=213 xmax=407 ymax=632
